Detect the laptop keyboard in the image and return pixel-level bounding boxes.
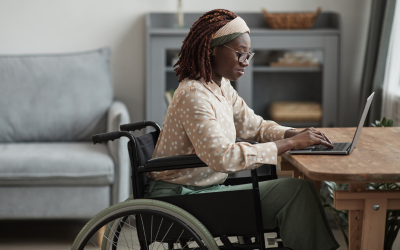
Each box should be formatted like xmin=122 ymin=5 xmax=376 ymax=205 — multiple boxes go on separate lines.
xmin=312 ymin=143 xmax=349 ymax=152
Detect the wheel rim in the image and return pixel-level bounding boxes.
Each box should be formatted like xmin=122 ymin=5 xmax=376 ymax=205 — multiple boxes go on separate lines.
xmin=77 ymin=209 xmax=208 ymax=250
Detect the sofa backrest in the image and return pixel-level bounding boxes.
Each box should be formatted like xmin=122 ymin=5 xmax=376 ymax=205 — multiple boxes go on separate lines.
xmin=0 ymin=48 xmax=113 ymax=142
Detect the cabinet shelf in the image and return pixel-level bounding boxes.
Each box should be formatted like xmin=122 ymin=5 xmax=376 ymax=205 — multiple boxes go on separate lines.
xmin=166 ymin=66 xmax=177 ymax=72
xmin=253 ymin=66 xmax=321 ymax=73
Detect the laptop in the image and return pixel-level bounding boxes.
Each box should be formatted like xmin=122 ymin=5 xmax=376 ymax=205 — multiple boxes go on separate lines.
xmin=290 ymin=92 xmax=375 ymax=155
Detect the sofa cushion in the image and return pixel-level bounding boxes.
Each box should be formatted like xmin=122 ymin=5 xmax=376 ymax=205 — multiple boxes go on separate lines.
xmin=0 ymin=48 xmax=112 ymax=142
xmin=0 ymin=186 xmax=111 ymax=219
xmin=0 ymin=142 xmax=114 ymax=185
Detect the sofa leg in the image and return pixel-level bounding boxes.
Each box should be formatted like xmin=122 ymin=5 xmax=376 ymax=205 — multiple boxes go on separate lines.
xmin=97 ymin=226 xmax=106 ymax=247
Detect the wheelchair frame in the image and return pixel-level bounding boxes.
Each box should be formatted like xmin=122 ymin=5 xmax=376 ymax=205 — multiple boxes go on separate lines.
xmin=91 ymin=121 xmax=289 ymax=249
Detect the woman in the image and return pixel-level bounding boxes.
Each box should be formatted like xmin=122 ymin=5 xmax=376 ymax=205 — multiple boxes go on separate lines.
xmin=144 ymin=9 xmax=339 ymax=250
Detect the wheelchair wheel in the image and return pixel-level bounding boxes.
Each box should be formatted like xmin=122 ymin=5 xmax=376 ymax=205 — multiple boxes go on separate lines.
xmin=70 ymin=199 xmax=219 ymax=250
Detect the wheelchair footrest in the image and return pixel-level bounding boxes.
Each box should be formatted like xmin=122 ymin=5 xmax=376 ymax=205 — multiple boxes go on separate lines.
xmin=264 ymin=248 xmax=292 ymax=250
xmin=267 ymin=237 xmax=279 ymax=245
xmin=220 ymin=235 xmax=239 ymax=250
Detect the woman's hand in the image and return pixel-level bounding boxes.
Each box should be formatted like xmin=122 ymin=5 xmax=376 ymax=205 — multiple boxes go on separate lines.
xmin=275 ymin=127 xmax=334 ymax=155
xmin=288 ymin=127 xmax=333 ymax=150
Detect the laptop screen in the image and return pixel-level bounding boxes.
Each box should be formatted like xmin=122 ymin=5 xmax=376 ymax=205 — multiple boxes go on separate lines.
xmin=348 ymin=92 xmax=375 ymax=153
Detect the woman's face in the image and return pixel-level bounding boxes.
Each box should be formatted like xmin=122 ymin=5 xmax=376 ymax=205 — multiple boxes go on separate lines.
xmin=210 ymin=33 xmax=251 ymax=82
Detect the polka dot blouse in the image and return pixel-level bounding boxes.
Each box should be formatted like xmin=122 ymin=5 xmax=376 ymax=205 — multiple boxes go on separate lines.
xmin=149 ymin=77 xmax=292 ymax=186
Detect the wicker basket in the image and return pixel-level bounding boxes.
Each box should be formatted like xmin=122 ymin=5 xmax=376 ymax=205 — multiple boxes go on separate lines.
xmin=262 ymin=7 xmax=321 ymax=29
xmin=269 ymin=102 xmax=322 ymax=122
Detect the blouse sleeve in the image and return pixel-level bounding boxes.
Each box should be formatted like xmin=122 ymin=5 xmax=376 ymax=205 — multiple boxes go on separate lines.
xmin=228 ymin=84 xmax=293 ymax=143
xmin=174 ymin=84 xmax=282 ymax=173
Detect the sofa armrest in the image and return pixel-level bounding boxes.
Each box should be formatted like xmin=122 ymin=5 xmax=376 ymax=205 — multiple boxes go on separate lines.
xmin=107 ymin=101 xmax=130 ymax=203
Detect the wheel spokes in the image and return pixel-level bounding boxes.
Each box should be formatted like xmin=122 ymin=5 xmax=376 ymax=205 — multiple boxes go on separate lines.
xmin=79 ymin=210 xmax=208 ymax=250
xmin=96 ymin=225 xmax=132 ymax=250
xmin=155 ymin=222 xmax=174 ymax=250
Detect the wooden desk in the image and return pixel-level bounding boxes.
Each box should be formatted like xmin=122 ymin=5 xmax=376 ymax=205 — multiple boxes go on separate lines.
xmin=278 ymin=127 xmax=400 ymax=250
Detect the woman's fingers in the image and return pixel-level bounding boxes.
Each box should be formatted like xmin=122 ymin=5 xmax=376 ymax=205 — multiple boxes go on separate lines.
xmin=318 ymin=138 xmax=334 ymax=148
xmin=313 ymin=134 xmax=334 ymax=148
xmin=291 ymin=130 xmax=333 ymax=149
xmin=323 ymin=133 xmax=333 ymax=145
xmin=304 ymin=131 xmax=333 ymax=148
xmin=312 ymin=135 xmax=333 ymax=148
xmin=306 ymin=127 xmax=334 ymax=148
xmin=311 ymin=133 xmax=325 ymax=140
xmin=298 ymin=127 xmax=312 ymax=134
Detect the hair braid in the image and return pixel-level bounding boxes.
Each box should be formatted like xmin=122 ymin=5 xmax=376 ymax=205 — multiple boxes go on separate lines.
xmin=175 ymin=9 xmax=237 ymax=83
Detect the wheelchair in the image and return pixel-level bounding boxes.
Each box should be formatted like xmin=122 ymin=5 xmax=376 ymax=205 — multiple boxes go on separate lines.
xmin=70 ymin=121 xmax=293 ymax=250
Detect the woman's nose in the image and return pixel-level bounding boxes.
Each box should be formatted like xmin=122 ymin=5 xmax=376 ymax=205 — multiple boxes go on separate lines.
xmin=240 ymin=58 xmax=249 ymax=67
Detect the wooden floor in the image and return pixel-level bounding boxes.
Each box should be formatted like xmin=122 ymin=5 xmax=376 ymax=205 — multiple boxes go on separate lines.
xmin=0 ymin=219 xmax=353 ymax=250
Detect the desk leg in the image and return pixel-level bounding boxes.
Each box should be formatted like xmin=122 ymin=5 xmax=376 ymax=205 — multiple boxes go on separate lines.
xmin=303 ymin=174 xmax=321 ymax=193
xmin=278 ymin=157 xmax=302 ymax=179
xmin=97 ymin=225 xmax=106 ymax=247
xmin=278 ymin=157 xmax=321 ymax=193
xmin=348 ymin=184 xmax=366 ymax=250
xmin=360 ymin=199 xmax=387 ymax=250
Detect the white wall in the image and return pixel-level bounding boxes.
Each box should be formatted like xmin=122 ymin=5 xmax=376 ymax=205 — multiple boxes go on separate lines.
xmin=0 ymin=0 xmax=371 ymax=127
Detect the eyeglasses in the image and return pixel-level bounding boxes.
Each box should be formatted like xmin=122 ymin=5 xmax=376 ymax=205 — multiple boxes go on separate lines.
xmin=223 ymin=45 xmax=255 ymax=63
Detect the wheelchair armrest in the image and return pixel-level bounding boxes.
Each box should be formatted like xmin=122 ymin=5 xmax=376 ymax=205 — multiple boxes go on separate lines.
xmin=141 ymin=140 xmax=259 ymax=173
xmin=140 ymin=154 xmax=207 ymax=173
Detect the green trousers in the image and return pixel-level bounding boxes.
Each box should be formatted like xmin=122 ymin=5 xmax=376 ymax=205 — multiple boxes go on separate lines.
xmin=144 ymin=178 xmax=340 ymax=250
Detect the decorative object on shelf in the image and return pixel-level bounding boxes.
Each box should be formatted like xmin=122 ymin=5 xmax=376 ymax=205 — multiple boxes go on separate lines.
xmin=270 ymin=51 xmax=319 ymax=67
xmin=164 ymin=89 xmax=175 ymax=106
xmin=174 ymin=0 xmax=184 ymax=28
xmin=269 ymin=102 xmax=322 ymax=122
xmin=261 ymin=7 xmax=321 ymax=29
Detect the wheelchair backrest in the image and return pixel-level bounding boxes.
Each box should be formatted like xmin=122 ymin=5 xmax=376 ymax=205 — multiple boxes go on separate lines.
xmin=135 ymin=131 xmax=159 ymax=166
xmin=120 ymin=121 xmax=161 ymax=198
xmin=131 ymin=131 xmax=159 ymax=196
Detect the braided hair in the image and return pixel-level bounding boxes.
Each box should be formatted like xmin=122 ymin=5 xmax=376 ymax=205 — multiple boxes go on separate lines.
xmin=174 ymin=9 xmax=237 ymax=83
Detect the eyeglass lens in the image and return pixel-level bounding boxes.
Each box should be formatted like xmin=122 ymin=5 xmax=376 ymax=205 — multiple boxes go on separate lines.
xmin=239 ymin=53 xmax=253 ymax=62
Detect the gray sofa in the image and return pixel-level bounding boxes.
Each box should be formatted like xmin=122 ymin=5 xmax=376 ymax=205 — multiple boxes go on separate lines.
xmin=0 ymin=48 xmax=131 ymax=219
